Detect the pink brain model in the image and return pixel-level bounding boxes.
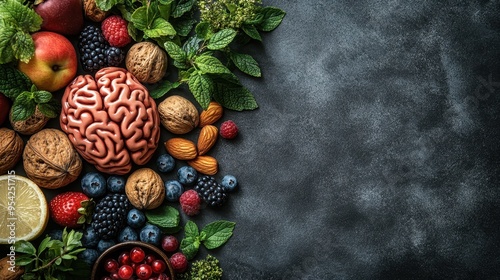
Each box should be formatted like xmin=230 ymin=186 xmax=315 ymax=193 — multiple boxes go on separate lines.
xmin=60 ymin=67 xmax=160 ymax=175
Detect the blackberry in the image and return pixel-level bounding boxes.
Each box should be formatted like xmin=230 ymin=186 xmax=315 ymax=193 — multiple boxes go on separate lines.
xmin=106 ymin=46 xmax=125 ymax=66
xmin=91 ymin=193 xmax=130 ymax=240
xmin=78 ymin=24 xmax=109 ymax=72
xmin=194 ymin=176 xmax=228 ymax=207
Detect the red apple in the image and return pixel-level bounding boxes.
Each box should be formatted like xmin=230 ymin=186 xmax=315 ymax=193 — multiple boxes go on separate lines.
xmin=0 ymin=93 xmax=10 ymax=126
xmin=18 ymin=31 xmax=77 ymax=92
xmin=34 ymin=0 xmax=84 ymax=36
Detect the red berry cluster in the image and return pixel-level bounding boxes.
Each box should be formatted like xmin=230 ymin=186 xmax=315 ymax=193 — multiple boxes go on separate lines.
xmin=100 ymin=246 xmax=170 ymax=280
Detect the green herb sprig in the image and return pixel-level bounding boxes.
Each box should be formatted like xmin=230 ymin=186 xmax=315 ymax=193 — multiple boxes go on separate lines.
xmin=145 ymin=204 xmax=183 ymax=234
xmin=180 ymin=220 xmax=236 ymax=260
xmin=14 ymin=228 xmax=90 ymax=280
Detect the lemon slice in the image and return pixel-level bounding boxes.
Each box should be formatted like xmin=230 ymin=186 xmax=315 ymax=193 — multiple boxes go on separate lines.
xmin=0 ymin=174 xmax=49 ymax=244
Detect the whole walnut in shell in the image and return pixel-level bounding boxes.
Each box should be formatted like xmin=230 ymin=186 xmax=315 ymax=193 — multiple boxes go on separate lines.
xmin=23 ymin=128 xmax=82 ymax=189
xmin=0 ymin=128 xmax=24 ymax=175
xmin=10 ymin=105 xmax=49 ymax=135
xmin=158 ymin=95 xmax=199 ymax=134
xmin=83 ymin=0 xmax=109 ymax=22
xmin=126 ymin=42 xmax=167 ymax=84
xmin=60 ymin=67 xmax=160 ymax=175
xmin=125 ymin=168 xmax=165 ymax=210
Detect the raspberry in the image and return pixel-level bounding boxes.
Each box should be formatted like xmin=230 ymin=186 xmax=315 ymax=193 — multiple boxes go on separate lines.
xmin=220 ymin=120 xmax=238 ymax=139
xmin=101 ymin=15 xmax=131 ymax=47
xmin=179 ymin=190 xmax=201 ymax=216
xmin=169 ymin=252 xmax=188 ymax=273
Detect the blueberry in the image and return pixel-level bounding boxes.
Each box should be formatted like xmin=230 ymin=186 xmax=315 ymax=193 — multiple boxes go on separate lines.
xmin=127 ymin=208 xmax=146 ymax=229
xmin=118 ymin=226 xmax=139 ymax=242
xmin=221 ymin=175 xmax=238 ymax=192
xmin=81 ymin=172 xmax=107 ymax=198
xmin=139 ymin=224 xmax=161 ymax=246
xmin=107 ymin=175 xmax=126 ymax=193
xmin=82 ymin=226 xmax=99 ymax=248
xmin=78 ymin=248 xmax=99 ymax=266
xmin=164 ymin=180 xmax=184 ymax=202
xmin=47 ymin=229 xmax=63 ymax=240
xmin=177 ymin=166 xmax=198 ymax=186
xmin=97 ymin=239 xmax=115 ymax=253
xmin=157 ymin=154 xmax=176 ymax=173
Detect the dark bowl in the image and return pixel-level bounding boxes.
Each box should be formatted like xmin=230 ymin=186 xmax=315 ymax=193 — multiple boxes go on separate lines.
xmin=91 ymin=241 xmax=175 ymax=280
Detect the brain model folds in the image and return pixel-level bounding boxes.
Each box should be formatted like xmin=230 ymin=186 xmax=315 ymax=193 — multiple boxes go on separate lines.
xmin=60 ymin=67 xmax=160 ymax=175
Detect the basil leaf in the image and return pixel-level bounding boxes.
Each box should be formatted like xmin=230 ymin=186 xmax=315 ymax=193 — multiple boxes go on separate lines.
xmin=230 ymin=52 xmax=261 ymax=77
xmin=200 ymin=220 xmax=235 ymax=249
xmin=207 ymin=28 xmax=237 ymax=50
xmin=189 ymin=71 xmax=213 ymax=109
xmin=15 ymin=240 xmax=36 ymax=255
xmin=242 ymin=24 xmax=262 ymax=41
xmin=194 ymin=55 xmax=230 ymax=74
xmin=37 ymin=236 xmax=52 ymax=255
xmin=15 ymin=255 xmax=35 ymax=266
xmin=143 ymin=17 xmax=176 ymax=38
xmin=148 ymin=80 xmax=181 ymax=99
xmin=164 ymin=41 xmax=187 ymax=62
xmin=0 ymin=64 xmax=32 ymax=99
xmin=172 ymin=0 xmax=196 ymax=18
xmin=257 ymin=6 xmax=286 ymax=32
xmin=213 ymin=84 xmax=258 ymax=111
xmin=145 ymin=205 xmax=180 ymax=229
xmin=34 ymin=90 xmax=52 ymax=104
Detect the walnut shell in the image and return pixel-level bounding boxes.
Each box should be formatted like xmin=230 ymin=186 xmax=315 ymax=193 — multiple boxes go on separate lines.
xmin=23 ymin=129 xmax=82 ymax=189
xmin=158 ymin=95 xmax=199 ymax=134
xmin=83 ymin=0 xmax=109 ymax=22
xmin=10 ymin=105 xmax=49 ymax=135
xmin=125 ymin=42 xmax=167 ymax=84
xmin=0 ymin=256 xmax=24 ymax=280
xmin=125 ymin=168 xmax=165 ymax=210
xmin=0 ymin=128 xmax=24 ymax=175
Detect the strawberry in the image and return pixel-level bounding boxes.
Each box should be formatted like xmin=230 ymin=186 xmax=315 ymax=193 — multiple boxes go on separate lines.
xmin=49 ymin=192 xmax=94 ymax=228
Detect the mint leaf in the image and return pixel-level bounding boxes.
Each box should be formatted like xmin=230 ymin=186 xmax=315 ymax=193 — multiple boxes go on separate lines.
xmin=189 ymin=71 xmax=213 ymax=109
xmin=195 ymin=21 xmax=213 ymax=40
xmin=37 ymin=98 xmax=60 ymax=118
xmin=172 ymin=0 xmax=195 ymax=18
xmin=183 ymin=36 xmax=203 ymax=58
xmin=0 ymin=64 xmax=32 ymax=99
xmin=184 ymin=220 xmax=199 ymax=238
xmin=0 ymin=0 xmax=42 ymax=32
xmin=242 ymin=24 xmax=262 ymax=41
xmin=172 ymin=17 xmax=197 ymax=37
xmin=194 ymin=55 xmax=230 ymax=74
xmin=200 ymin=220 xmax=235 ymax=249
xmin=130 ymin=6 xmax=150 ymax=31
xmin=230 ymin=52 xmax=261 ymax=77
xmin=257 ymin=7 xmax=286 ymax=32
xmin=149 ymin=80 xmax=181 ymax=99
xmin=15 ymin=255 xmax=35 ymax=266
xmin=11 ymin=91 xmax=35 ymax=121
xmin=33 ymin=90 xmax=52 ymax=104
xmin=12 ymin=30 xmax=35 ymax=63
xmin=143 ymin=17 xmax=176 ymax=38
xmin=207 ymin=28 xmax=237 ymax=50
xmin=213 ymin=84 xmax=258 ymax=111
xmin=145 ymin=205 xmax=180 ymax=229
xmin=0 ymin=24 xmax=16 ymax=64
xmin=15 ymin=240 xmax=36 ymax=255
xmin=180 ymin=236 xmax=200 ymax=260
xmin=95 ymin=0 xmax=124 ymax=11
xmin=164 ymin=41 xmax=187 ymax=62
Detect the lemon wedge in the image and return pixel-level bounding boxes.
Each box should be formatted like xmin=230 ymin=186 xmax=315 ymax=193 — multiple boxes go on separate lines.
xmin=0 ymin=174 xmax=49 ymax=244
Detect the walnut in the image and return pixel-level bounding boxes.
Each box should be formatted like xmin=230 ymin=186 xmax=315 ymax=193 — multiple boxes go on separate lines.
xmin=0 ymin=128 xmax=24 ymax=175
xmin=125 ymin=42 xmax=167 ymax=84
xmin=10 ymin=106 xmax=49 ymax=135
xmin=125 ymin=168 xmax=165 ymax=210
xmin=158 ymin=95 xmax=199 ymax=134
xmin=0 ymin=256 xmax=24 ymax=280
xmin=83 ymin=0 xmax=109 ymax=22
xmin=23 ymin=128 xmax=82 ymax=189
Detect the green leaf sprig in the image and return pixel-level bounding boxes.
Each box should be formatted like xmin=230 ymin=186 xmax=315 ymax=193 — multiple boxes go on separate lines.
xmin=145 ymin=204 xmax=182 ymax=233
xmin=14 ymin=228 xmax=90 ymax=280
xmin=0 ymin=64 xmax=60 ymax=121
xmin=0 ymin=0 xmax=42 ymax=64
xmin=180 ymin=220 xmax=236 ymax=260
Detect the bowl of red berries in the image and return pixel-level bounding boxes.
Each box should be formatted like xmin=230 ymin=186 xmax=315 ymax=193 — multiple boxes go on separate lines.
xmin=91 ymin=241 xmax=175 ymax=280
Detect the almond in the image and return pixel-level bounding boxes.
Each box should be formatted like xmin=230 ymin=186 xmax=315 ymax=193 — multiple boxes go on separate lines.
xmin=197 ymin=125 xmax=218 ymax=155
xmin=199 ymin=101 xmax=223 ymax=127
xmin=165 ymin=138 xmax=198 ymax=160
xmin=187 ymin=155 xmax=218 ymax=175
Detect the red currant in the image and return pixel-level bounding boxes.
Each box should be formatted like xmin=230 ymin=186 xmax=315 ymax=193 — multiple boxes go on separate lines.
xmin=104 ymin=258 xmax=119 ymax=273
xmin=130 ymin=247 xmax=146 ymax=263
xmin=109 ymin=272 xmax=120 ymax=280
xmin=161 ymin=235 xmax=179 ymax=252
xmin=144 ymin=254 xmax=156 ymax=265
xmin=169 ymin=252 xmax=188 ymax=273
xmin=118 ymin=265 xmax=134 ymax=280
xmin=135 ymin=263 xmax=153 ymax=279
xmin=151 ymin=259 xmax=166 ymax=274
xmin=157 ymin=273 xmax=170 ymax=280
xmin=118 ymin=251 xmax=132 ymax=266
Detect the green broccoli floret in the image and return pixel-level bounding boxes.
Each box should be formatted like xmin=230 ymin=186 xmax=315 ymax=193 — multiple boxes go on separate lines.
xmin=197 ymin=0 xmax=262 ymax=30
xmin=177 ymin=255 xmax=223 ymax=280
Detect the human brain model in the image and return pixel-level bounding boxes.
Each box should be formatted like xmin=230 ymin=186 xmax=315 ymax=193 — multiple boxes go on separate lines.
xmin=60 ymin=67 xmax=160 ymax=175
